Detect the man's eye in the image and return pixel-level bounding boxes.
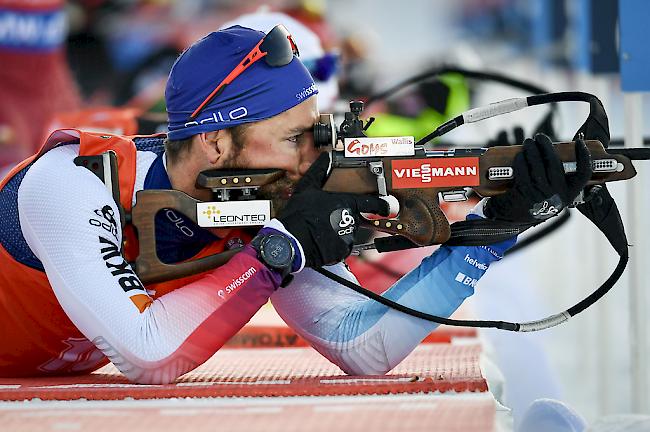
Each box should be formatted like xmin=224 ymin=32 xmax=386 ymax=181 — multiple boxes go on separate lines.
xmin=287 ymin=134 xmax=302 ymax=143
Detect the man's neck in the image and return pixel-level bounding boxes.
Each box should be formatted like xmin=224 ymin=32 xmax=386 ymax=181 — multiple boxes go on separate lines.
xmin=165 ymin=152 xmax=212 ymax=202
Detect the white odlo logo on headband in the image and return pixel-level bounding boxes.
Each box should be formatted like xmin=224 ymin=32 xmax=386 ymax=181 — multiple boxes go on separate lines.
xmin=184 ymin=106 xmax=248 ymax=128
xmin=338 ymin=209 xmax=355 ymax=236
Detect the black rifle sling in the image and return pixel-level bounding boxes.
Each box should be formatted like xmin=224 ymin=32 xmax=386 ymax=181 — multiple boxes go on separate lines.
xmin=572 ymin=95 xmax=629 ymax=258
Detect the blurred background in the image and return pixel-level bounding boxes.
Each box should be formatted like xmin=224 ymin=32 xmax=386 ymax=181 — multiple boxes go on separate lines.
xmin=1 ymin=0 xmax=649 ymax=428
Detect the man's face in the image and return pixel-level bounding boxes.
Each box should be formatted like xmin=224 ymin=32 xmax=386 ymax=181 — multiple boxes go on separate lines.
xmin=224 ymin=97 xmax=321 ymax=211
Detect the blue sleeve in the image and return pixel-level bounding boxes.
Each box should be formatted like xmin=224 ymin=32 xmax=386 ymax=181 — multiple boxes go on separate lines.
xmin=328 ymin=229 xmax=517 ymax=342
xmin=390 ymin=213 xmax=517 ymax=308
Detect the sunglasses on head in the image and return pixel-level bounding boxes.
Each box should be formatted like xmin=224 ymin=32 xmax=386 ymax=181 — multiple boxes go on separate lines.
xmin=190 ymin=24 xmax=300 ymax=120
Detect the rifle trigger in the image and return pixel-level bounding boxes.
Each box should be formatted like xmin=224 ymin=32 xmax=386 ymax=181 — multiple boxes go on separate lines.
xmin=440 ymin=190 xmax=469 ymax=202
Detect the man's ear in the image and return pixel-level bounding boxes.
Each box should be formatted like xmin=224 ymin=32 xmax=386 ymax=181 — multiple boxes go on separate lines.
xmin=198 ymin=129 xmax=231 ymax=166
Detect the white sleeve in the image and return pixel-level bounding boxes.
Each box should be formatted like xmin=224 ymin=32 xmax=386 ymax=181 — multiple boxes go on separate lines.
xmin=270 ymin=263 xmax=406 ymax=374
xmin=19 ymin=145 xmax=275 ymax=383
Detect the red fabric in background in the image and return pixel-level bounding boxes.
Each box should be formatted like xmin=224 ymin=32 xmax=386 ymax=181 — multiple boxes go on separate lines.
xmin=0 ymin=0 xmax=61 ymax=10
xmin=0 ymin=0 xmax=81 ymax=168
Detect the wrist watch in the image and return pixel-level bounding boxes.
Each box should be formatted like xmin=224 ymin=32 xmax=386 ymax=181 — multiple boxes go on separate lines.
xmin=251 ymin=233 xmax=295 ymax=280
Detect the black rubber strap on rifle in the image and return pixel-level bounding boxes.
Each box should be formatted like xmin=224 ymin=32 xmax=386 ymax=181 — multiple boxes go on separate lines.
xmin=373 ymin=219 xmax=534 ymax=253
xmin=444 ymin=218 xmax=535 ymax=246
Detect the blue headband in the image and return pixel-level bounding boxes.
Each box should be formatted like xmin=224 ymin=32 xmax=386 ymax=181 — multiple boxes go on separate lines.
xmin=166 ymin=26 xmax=318 ymax=141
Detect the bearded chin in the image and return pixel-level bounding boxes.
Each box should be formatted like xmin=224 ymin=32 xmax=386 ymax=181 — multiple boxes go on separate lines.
xmin=257 ymin=179 xmax=293 ymax=216
xmin=271 ymin=196 xmax=289 ymax=215
xmin=219 ymin=149 xmax=296 ymax=216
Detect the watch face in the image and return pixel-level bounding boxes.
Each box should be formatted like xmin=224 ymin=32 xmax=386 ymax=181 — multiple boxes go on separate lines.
xmin=261 ymin=235 xmax=294 ymax=269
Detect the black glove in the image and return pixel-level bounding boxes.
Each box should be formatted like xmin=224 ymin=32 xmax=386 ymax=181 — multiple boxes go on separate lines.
xmin=278 ymin=152 xmax=390 ymax=268
xmin=484 ymin=133 xmax=593 ymax=223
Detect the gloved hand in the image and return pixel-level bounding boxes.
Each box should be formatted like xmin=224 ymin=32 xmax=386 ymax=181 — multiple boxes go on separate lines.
xmin=277 ymin=152 xmax=390 ymax=268
xmin=484 ymin=133 xmax=592 ymax=223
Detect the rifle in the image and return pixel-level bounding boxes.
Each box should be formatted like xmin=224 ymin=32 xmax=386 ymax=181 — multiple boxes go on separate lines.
xmin=317 ymin=102 xmax=636 ymax=252
xmin=130 ymin=92 xmax=650 ymax=331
